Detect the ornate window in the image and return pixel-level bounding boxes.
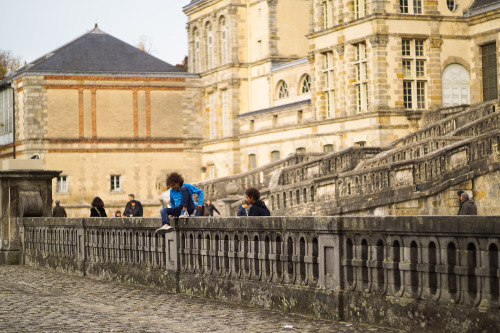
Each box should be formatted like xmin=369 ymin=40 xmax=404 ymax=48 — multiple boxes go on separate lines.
xmin=353 ymin=42 xmax=369 ymax=113
xmin=277 ymin=80 xmax=289 ymax=99
xmin=402 ymin=39 xmax=426 ymax=110
xmin=300 ymin=74 xmax=311 ymax=94
xmin=442 ymin=64 xmax=470 ymax=107
xmin=322 ymin=51 xmax=335 ymax=118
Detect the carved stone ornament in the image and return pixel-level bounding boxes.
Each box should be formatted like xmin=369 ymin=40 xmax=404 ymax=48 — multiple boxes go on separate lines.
xmin=430 ymin=38 xmax=443 ymax=49
xmin=228 ymin=6 xmax=237 ymax=15
xmin=225 ymin=181 xmax=239 ymax=195
xmin=369 ymin=35 xmax=388 ymax=47
xmin=336 ymin=45 xmax=345 ymax=57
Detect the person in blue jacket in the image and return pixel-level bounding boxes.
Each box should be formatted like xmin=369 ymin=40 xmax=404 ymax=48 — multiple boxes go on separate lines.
xmin=156 ymin=172 xmax=203 ymax=234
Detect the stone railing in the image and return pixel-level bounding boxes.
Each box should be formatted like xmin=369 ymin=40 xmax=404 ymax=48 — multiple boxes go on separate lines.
xmin=355 ymin=137 xmax=465 ymax=170
xmin=20 ymin=215 xmax=500 ymax=331
xmin=277 ymin=147 xmax=383 ymax=187
xmin=391 ymin=100 xmax=498 ymax=147
xmin=195 ymin=152 xmax=324 ymax=201
xmin=269 ymin=129 xmax=500 ymax=216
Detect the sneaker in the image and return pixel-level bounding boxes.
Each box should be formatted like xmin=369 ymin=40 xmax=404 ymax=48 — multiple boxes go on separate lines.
xmin=179 ymin=211 xmax=189 ymax=218
xmin=155 ymin=225 xmax=173 ymax=234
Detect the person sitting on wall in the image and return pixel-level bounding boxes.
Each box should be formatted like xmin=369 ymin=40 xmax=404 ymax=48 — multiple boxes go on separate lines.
xmin=156 ymin=172 xmax=204 ymax=234
xmin=237 ymin=201 xmax=250 ymax=216
xmin=52 ymin=200 xmax=67 ymax=217
xmin=245 ymin=187 xmax=270 ymax=216
xmin=458 ymin=192 xmax=477 ymax=215
xmin=123 ymin=194 xmax=143 ymax=217
xmin=90 ymin=197 xmax=107 ymax=217
xmin=456 ymin=190 xmax=464 ymax=215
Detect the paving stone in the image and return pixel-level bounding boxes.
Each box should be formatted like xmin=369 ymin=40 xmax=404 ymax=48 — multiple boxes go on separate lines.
xmin=0 ymin=265 xmax=402 ymax=332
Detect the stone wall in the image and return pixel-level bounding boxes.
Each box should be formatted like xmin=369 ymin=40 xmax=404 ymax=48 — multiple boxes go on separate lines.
xmin=20 ymin=215 xmax=500 ymax=332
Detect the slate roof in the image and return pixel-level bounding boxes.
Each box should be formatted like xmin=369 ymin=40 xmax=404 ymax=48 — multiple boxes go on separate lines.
xmin=466 ymin=0 xmax=500 ymax=15
xmin=14 ymin=25 xmax=185 ymax=75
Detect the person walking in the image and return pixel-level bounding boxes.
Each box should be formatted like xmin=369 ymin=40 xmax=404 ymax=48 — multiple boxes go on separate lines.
xmin=52 ymin=200 xmax=67 ymax=217
xmin=204 ymin=200 xmax=220 ymax=216
xmin=245 ymin=187 xmax=270 ymax=216
xmin=90 ymin=197 xmax=107 ymax=217
xmin=458 ymin=192 xmax=477 ymax=215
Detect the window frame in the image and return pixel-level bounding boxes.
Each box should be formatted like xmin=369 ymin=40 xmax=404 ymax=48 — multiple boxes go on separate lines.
xmin=322 ymin=51 xmax=335 ymax=119
xmin=277 ymin=80 xmax=289 ymax=99
xmin=56 ymin=175 xmax=68 ymax=193
xmin=110 ymin=175 xmax=121 ymax=192
xmin=402 ymin=39 xmax=427 ymax=110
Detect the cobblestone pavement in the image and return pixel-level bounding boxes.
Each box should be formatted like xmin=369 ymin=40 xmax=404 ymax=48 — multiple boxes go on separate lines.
xmin=0 ymin=266 xmax=402 ymax=332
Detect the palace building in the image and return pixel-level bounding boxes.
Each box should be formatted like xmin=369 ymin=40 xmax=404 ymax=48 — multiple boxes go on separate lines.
xmin=183 ymin=0 xmax=499 ymax=180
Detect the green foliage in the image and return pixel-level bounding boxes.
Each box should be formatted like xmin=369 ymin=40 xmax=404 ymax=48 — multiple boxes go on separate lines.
xmin=0 ymin=50 xmax=22 ymax=80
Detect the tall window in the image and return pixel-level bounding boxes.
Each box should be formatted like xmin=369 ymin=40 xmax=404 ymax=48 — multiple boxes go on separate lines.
xmin=248 ymin=154 xmax=257 ymax=170
xmin=482 ymin=43 xmax=498 ymax=101
xmin=402 ymin=39 xmax=426 ymax=110
xmin=271 ymin=150 xmax=281 ymax=162
xmin=300 ymin=75 xmax=311 ymax=94
xmin=323 ymin=51 xmax=335 ymax=118
xmin=354 ymin=43 xmax=369 ymax=113
xmin=355 ymin=0 xmax=367 ymax=18
xmin=0 ymin=88 xmax=13 ymax=145
xmin=220 ymin=17 xmax=228 ymax=65
xmin=111 ymin=175 xmax=121 ymax=192
xmin=208 ymin=164 xmax=216 ymax=179
xmin=400 ymin=0 xmax=422 ymax=14
xmin=209 ymin=93 xmax=216 ymax=139
xmin=277 ymin=81 xmax=289 ymax=99
xmin=206 ymin=22 xmax=213 ymax=70
xmin=323 ymin=0 xmax=334 ymax=29
xmin=221 ymin=90 xmax=231 ymax=137
xmin=57 ymin=175 xmax=68 ymax=193
xmin=195 ymin=28 xmax=200 ymax=72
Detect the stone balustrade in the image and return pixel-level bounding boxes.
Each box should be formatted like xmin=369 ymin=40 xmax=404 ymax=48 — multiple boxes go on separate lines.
xmin=20 ymin=215 xmax=500 ymax=331
xmin=391 ymin=100 xmax=497 ymax=147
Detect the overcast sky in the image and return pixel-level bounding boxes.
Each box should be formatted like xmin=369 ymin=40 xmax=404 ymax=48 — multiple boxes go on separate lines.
xmin=0 ymin=0 xmax=189 ymax=66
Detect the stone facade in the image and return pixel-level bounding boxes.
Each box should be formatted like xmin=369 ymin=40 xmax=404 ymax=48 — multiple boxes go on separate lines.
xmin=183 ymin=0 xmax=500 ymax=181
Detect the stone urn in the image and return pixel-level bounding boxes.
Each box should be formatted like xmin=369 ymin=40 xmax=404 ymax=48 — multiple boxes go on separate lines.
xmin=225 ymin=181 xmax=239 ymax=195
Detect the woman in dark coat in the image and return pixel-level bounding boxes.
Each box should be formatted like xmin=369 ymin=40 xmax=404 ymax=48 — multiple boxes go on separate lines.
xmin=90 ymin=196 xmax=107 ymax=217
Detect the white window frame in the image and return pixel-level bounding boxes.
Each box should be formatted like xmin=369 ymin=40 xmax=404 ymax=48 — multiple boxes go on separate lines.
xmin=195 ymin=29 xmax=200 ymax=72
xmin=221 ymin=90 xmax=231 ymax=137
xmin=353 ymin=42 xmax=369 ymax=113
xmin=220 ymin=17 xmax=228 ymax=65
xmin=402 ymin=39 xmax=427 ymax=110
xmin=277 ymin=81 xmax=289 ymax=99
xmin=57 ymin=175 xmax=68 ymax=193
xmin=301 ymin=75 xmax=311 ymax=94
xmin=322 ymin=51 xmax=335 ymax=119
xmin=110 ymin=175 xmax=121 ymax=192
xmin=400 ymin=0 xmax=422 ymax=14
xmin=355 ymin=0 xmax=367 ymax=19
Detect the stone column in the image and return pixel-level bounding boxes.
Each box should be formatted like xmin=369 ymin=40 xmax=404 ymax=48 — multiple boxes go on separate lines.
xmin=0 ymin=160 xmax=60 ymax=264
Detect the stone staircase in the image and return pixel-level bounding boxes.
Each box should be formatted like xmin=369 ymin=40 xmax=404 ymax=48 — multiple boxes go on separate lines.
xmin=196 ymin=100 xmax=500 ymax=216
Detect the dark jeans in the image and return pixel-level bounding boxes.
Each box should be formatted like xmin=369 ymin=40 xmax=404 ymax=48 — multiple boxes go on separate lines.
xmin=160 ymin=185 xmax=195 ymax=226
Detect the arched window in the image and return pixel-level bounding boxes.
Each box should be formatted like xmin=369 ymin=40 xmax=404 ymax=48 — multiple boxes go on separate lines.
xmin=300 ymin=74 xmax=311 ymax=94
xmin=219 ymin=16 xmax=228 ymax=65
xmin=277 ymin=80 xmax=289 ymax=99
xmin=442 ymin=63 xmax=470 ymax=107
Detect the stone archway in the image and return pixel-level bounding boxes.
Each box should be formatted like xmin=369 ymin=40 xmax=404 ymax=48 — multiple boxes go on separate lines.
xmin=442 ymin=63 xmax=470 ymax=107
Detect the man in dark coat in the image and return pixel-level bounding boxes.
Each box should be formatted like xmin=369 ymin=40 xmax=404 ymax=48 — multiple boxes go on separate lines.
xmin=456 ymin=190 xmax=464 ymax=215
xmin=204 ymin=200 xmax=220 ymax=216
xmin=245 ymin=187 xmax=270 ymax=216
xmin=52 ymin=200 xmax=67 ymax=217
xmin=123 ymin=194 xmax=143 ymax=217
xmin=458 ymin=192 xmax=477 ymax=215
